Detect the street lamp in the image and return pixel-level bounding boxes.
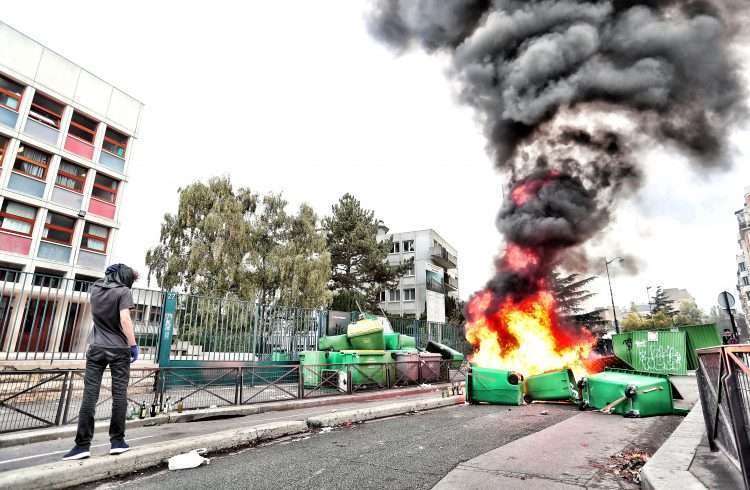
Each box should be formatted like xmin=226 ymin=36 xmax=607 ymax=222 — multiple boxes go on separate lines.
xmin=605 ymin=257 xmax=624 ymax=334
xmin=646 ymin=286 xmax=653 ymax=314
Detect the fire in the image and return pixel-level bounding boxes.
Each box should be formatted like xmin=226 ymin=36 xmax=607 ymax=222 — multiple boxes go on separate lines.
xmin=465 ymin=288 xmax=595 ymax=379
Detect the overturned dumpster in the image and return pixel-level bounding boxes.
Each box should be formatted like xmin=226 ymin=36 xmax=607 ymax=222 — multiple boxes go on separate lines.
xmin=524 ymin=368 xmax=579 ymax=403
xmin=579 ymin=368 xmax=687 ymax=417
xmin=466 ymin=365 xmax=524 ymax=406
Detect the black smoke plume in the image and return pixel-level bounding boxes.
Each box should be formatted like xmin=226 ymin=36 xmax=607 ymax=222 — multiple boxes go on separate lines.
xmin=368 ymin=0 xmax=748 ymax=296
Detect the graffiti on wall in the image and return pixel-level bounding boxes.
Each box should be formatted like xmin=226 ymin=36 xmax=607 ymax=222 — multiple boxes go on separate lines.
xmin=633 ymin=339 xmax=683 ymax=374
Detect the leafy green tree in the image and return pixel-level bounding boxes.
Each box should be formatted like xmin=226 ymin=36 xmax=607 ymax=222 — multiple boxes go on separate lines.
xmin=673 ymin=300 xmax=705 ymax=326
xmin=445 ymin=296 xmax=466 ymax=324
xmin=550 ymin=272 xmax=607 ymax=332
xmin=323 ymin=194 xmax=406 ymax=310
xmin=651 ymin=286 xmax=677 ymax=318
xmin=145 ymin=177 xmax=257 ymax=297
xmin=622 ymin=304 xmax=643 ymax=332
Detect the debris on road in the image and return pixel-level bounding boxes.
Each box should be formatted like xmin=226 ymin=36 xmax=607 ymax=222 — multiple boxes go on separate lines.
xmin=167 ymin=448 xmax=210 ymax=470
xmin=595 ymin=449 xmax=650 ymax=484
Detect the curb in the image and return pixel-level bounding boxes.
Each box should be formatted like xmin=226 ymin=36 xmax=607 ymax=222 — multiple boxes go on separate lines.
xmin=307 ymin=394 xmax=464 ymax=428
xmin=0 ymin=420 xmax=308 ymax=490
xmin=641 ymin=401 xmax=706 ymax=490
xmin=0 ymin=382 xmax=458 ymax=448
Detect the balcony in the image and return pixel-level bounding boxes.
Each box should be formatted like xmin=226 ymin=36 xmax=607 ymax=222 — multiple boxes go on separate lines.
xmin=0 ymin=231 xmax=32 ymax=255
xmin=446 ymin=275 xmax=459 ymax=291
xmin=77 ymin=249 xmax=106 ymax=270
xmin=64 ymin=135 xmax=94 ymax=160
xmin=430 ymin=244 xmax=457 ymax=269
xmin=8 ymin=172 xmax=46 ymax=199
xmin=51 ymin=186 xmax=84 ymax=211
xmin=37 ymin=241 xmax=72 ymax=264
xmin=88 ymin=198 xmax=116 ymax=220
xmin=24 ymin=119 xmax=59 ymax=146
xmin=98 ymin=151 xmax=125 ymax=173
xmin=0 ymin=106 xmax=18 ymax=129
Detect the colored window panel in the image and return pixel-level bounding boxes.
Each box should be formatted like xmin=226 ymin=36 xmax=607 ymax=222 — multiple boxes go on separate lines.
xmin=0 ymin=200 xmax=37 ymax=236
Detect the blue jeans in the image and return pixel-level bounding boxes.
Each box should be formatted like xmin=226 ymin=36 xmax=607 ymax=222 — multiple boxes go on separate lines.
xmin=74 ymin=345 xmax=130 ymax=448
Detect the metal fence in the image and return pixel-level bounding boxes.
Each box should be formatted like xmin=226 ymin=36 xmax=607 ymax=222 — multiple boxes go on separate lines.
xmin=0 ymin=360 xmax=467 ymax=433
xmin=0 ymin=269 xmax=469 ymax=364
xmin=696 ymin=345 xmax=750 ymax=489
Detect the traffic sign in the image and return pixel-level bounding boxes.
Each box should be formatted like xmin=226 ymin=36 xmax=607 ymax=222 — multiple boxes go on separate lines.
xmin=718 ymin=291 xmax=735 ymax=310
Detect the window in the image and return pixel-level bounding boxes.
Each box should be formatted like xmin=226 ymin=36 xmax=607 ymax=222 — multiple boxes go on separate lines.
xmin=68 ymin=111 xmax=97 ymax=144
xmin=0 ymin=135 xmax=8 ymax=165
xmin=33 ymin=269 xmax=64 ymax=288
xmin=102 ymin=127 xmax=128 ymax=158
xmin=91 ymin=173 xmax=118 ymax=203
xmin=390 ymin=241 xmax=400 ymax=254
xmin=0 ymin=200 xmax=36 ymax=236
xmin=741 ymin=262 xmax=746 ymax=272
xmin=148 ymin=306 xmax=162 ymax=326
xmin=81 ymin=222 xmax=109 ymax=253
xmin=13 ymin=145 xmax=51 ymax=180
xmin=747 ymin=291 xmax=750 ymax=302
xmin=28 ymin=92 xmax=64 ymax=129
xmin=404 ymin=288 xmax=416 ymax=301
xmin=744 ymin=276 xmax=749 ymax=287
xmin=133 ymin=304 xmax=146 ymax=323
xmin=55 ymin=160 xmax=87 ymax=193
xmin=389 ymin=289 xmax=400 ymax=302
xmin=378 ymin=290 xmax=386 ymax=302
xmin=403 ymin=240 xmax=415 ymax=252
xmin=0 ymin=262 xmax=23 ymax=283
xmin=0 ymin=75 xmax=23 ymax=112
xmin=403 ymin=259 xmax=415 ymax=276
xmin=42 ymin=212 xmax=76 ymax=245
xmin=73 ymin=274 xmax=97 ymax=292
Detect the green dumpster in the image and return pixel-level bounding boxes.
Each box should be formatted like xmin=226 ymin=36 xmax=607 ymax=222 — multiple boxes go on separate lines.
xmin=347 ymin=320 xmax=385 ymax=350
xmin=525 ymin=368 xmax=578 ymax=403
xmin=580 ymin=368 xmax=684 ymax=417
xmin=467 ymin=365 xmax=524 ymax=406
xmin=271 ymin=350 xmax=290 ymax=362
xmin=383 ymin=333 xmax=400 ymax=350
xmin=339 ymin=350 xmax=394 ymax=386
xmin=398 ymin=335 xmax=417 ymax=349
xmin=319 ymin=334 xmax=351 ymax=351
xmin=426 ymin=340 xmax=465 ymax=368
xmin=299 ymin=351 xmax=329 ymax=387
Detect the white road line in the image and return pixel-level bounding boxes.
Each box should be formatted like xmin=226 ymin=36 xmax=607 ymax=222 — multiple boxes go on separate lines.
xmin=0 ymin=435 xmax=156 ymax=465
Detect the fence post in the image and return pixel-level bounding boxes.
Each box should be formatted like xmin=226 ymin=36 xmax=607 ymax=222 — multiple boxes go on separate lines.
xmin=234 ymin=368 xmax=241 ymax=405
xmin=298 ymin=366 xmax=304 ymax=399
xmin=54 ymin=371 xmax=70 ymax=426
xmin=61 ymin=372 xmax=76 ymax=425
xmin=157 ymin=292 xmax=178 ymax=368
xmin=238 ymin=368 xmax=244 ymax=405
xmin=724 ymin=355 xmax=750 ymax=489
xmin=346 ymin=365 xmax=352 ymax=395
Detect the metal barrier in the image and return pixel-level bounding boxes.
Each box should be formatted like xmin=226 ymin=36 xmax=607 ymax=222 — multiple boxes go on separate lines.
xmin=696 ymin=345 xmax=750 ymax=489
xmin=0 ymin=360 xmax=466 ymax=433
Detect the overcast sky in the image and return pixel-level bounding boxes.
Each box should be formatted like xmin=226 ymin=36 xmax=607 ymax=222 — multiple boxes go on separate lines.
xmin=4 ymin=2 xmax=750 ymax=313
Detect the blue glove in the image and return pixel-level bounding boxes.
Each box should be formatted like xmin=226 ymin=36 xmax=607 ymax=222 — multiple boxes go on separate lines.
xmin=129 ymin=345 xmax=139 ymax=363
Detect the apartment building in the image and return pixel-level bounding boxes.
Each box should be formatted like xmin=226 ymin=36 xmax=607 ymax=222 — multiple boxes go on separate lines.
xmin=0 ymin=23 xmax=143 ymax=360
xmin=377 ymin=225 xmax=458 ymax=322
xmin=736 ymin=187 xmax=750 ymax=316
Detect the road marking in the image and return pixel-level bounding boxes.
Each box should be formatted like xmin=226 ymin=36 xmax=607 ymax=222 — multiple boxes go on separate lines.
xmin=0 ymin=435 xmax=156 ymax=465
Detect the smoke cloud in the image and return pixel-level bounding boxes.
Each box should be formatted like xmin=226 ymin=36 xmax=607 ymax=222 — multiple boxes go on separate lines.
xmin=368 ymin=0 xmax=748 ymax=291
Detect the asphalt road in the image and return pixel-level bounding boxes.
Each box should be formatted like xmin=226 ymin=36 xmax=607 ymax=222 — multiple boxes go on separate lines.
xmin=97 ymin=403 xmax=581 ymax=490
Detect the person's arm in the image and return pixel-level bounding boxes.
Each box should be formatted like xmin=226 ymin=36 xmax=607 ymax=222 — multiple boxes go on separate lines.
xmin=120 ymin=309 xmax=137 ymax=346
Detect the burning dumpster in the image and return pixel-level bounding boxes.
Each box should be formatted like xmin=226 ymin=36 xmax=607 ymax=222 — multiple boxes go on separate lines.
xmin=466 ymin=365 xmax=524 ymax=406
xmin=579 ymin=368 xmax=686 ymax=417
xmin=524 ymin=368 xmax=578 ymax=403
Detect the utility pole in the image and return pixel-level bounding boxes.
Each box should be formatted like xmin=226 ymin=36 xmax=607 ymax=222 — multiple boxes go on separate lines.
xmin=646 ymin=286 xmax=653 ymax=314
xmin=605 ymin=257 xmax=624 ymax=334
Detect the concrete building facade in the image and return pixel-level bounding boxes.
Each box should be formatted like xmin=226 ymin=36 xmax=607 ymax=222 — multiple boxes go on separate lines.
xmin=377 ymin=226 xmax=458 ymax=322
xmin=735 ymin=187 xmax=750 ymax=315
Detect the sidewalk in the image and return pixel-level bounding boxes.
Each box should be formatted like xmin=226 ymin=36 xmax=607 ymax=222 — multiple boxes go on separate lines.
xmin=0 ymin=383 xmax=458 ymax=473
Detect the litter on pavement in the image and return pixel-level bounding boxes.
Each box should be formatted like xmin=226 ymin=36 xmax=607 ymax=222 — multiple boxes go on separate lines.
xmin=168 ymin=448 xmax=210 ymax=470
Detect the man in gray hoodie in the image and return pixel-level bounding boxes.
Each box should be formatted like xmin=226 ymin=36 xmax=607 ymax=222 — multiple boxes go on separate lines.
xmin=63 ymin=264 xmax=139 ymax=460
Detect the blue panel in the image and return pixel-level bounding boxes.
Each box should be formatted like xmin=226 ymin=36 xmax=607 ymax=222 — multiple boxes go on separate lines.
xmin=98 ymin=151 xmax=125 ymax=173
xmin=37 ymin=241 xmax=72 ymax=263
xmin=77 ymin=250 xmax=106 ymax=270
xmin=24 ymin=119 xmax=60 ymax=146
xmin=51 ymin=187 xmax=83 ymax=210
xmin=0 ymin=107 xmax=18 ymax=128
xmin=8 ymin=173 xmax=46 ymax=198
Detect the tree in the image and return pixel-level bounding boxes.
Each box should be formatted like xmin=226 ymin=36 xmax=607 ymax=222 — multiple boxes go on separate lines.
xmin=445 ymin=296 xmax=466 ymax=324
xmin=622 ymin=303 xmax=643 ymax=332
xmin=550 ymin=272 xmax=607 ymax=332
xmin=323 ymin=194 xmax=406 ymax=311
xmin=145 ymin=177 xmax=257 ymax=297
xmin=651 ymin=287 xmax=677 ymax=318
xmin=673 ymin=300 xmax=705 ymax=326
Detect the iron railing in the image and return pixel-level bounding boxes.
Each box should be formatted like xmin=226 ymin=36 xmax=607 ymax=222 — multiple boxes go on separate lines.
xmin=0 ymin=360 xmax=466 ymax=433
xmin=696 ymin=344 xmax=750 ymax=489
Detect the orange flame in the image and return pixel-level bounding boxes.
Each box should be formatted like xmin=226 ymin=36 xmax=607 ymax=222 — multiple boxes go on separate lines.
xmin=465 ymin=289 xmax=595 ymax=378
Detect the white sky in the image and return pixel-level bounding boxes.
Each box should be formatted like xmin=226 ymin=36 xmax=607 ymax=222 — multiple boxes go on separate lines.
xmin=4 ymin=2 xmax=750 ymax=313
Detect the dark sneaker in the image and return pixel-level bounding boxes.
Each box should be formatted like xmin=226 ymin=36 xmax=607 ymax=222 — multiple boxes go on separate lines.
xmin=110 ymin=440 xmax=130 ymax=455
xmin=62 ymin=446 xmax=90 ymax=461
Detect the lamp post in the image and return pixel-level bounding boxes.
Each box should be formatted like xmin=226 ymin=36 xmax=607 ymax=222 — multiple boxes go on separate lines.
xmin=605 ymin=257 xmax=624 ymax=334
xmin=646 ymin=286 xmax=653 ymax=314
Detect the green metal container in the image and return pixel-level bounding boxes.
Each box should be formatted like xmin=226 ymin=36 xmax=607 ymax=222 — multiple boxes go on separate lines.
xmin=398 ymin=335 xmax=416 ymax=349
xmin=612 ymin=330 xmax=687 ymax=375
xmin=467 ymin=365 xmax=524 ymax=406
xmin=383 ymin=333 xmax=400 ymax=350
xmin=347 ymin=321 xmax=385 ymax=350
xmin=339 ymin=350 xmax=394 ymax=386
xmin=679 ymin=324 xmax=721 ymax=370
xmin=271 ymin=351 xmax=290 ymax=362
xmin=525 ymin=368 xmax=578 ymax=402
xmin=299 ymin=351 xmax=330 ymax=387
xmin=581 ymin=368 xmax=681 ymax=417
xmin=425 ymin=340 xmax=465 ymax=368
xmin=318 ymin=334 xmax=351 ymax=351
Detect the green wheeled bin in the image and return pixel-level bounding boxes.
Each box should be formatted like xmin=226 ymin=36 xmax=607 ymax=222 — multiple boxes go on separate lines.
xmin=347 ymin=320 xmax=385 ymax=350
xmin=426 ymin=340 xmax=465 ymax=368
xmin=299 ymin=351 xmax=330 ymax=387
xmin=580 ymin=368 xmax=683 ymax=417
xmin=319 ymin=335 xmax=351 ymax=351
xmin=339 ymin=350 xmax=394 ymax=387
xmin=467 ymin=365 xmax=524 ymax=406
xmin=383 ymin=333 xmax=400 ymax=350
xmin=398 ymin=335 xmax=417 ymax=349
xmin=525 ymin=368 xmax=578 ymax=403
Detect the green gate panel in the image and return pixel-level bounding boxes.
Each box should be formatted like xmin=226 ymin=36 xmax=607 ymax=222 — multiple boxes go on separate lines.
xmin=628 ymin=330 xmax=687 ymax=375
xmin=679 ymin=324 xmax=721 ymax=370
xmin=612 ymin=332 xmax=634 ymax=369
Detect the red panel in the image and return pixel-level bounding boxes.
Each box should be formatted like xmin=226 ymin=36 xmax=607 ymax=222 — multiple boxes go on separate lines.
xmin=0 ymin=231 xmax=32 ymax=255
xmin=64 ymin=135 xmax=94 ymax=159
xmin=88 ymin=198 xmax=116 ymax=219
